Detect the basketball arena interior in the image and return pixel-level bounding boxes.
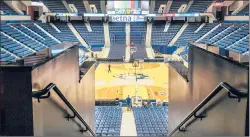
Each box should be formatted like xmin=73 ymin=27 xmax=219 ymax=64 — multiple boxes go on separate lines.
xmin=0 ymin=0 xmax=249 ymax=136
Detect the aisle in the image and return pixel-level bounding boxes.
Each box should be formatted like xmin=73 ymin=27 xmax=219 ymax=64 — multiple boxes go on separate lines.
xmin=120 ymin=109 xmax=137 ymax=136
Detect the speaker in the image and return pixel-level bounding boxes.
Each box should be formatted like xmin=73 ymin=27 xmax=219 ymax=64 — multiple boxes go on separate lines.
xmin=166 ymin=17 xmax=172 ymax=22
xmin=102 ymin=16 xmax=109 ymax=23
xmin=85 ymin=17 xmax=90 ymax=22
xmin=147 ymin=17 xmax=153 ymax=23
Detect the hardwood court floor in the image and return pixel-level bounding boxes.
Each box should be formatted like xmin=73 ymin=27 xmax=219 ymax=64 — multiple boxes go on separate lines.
xmin=95 ymin=63 xmax=168 ymax=102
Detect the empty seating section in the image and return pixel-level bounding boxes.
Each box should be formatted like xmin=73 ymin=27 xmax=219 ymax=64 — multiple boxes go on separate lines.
xmin=1 ymin=24 xmax=46 ymax=52
xmin=95 ymin=106 xmax=122 ymax=136
xmin=108 ymin=44 xmax=126 ymax=59
xmin=199 ymin=23 xmax=232 ymax=44
xmin=0 ymin=33 xmax=33 ymax=58
xmin=237 ymin=4 xmax=249 ymax=16
xmin=0 ymin=50 xmax=16 ymax=62
xmin=24 ymin=23 xmax=59 ymax=46
xmin=169 ymin=0 xmax=189 ymax=13
xmin=0 ymin=1 xmax=18 ymax=15
xmin=210 ymin=24 xmax=242 ymax=45
xmin=151 ymin=21 xmax=167 ymax=53
xmin=67 ymin=0 xmax=86 ymax=13
xmin=43 ymin=0 xmax=68 ymax=13
xmin=73 ymin=22 xmax=104 ymax=51
xmin=109 ymin=22 xmax=126 ymax=44
xmin=174 ymin=23 xmax=201 ymax=46
xmin=215 ymin=24 xmax=248 ymax=49
xmin=152 ymin=22 xmax=183 ymax=45
xmin=38 ymin=22 xmax=79 ymax=43
xmin=129 ymin=22 xmax=147 ymax=59
xmin=174 ymin=23 xmax=216 ymax=47
xmin=132 ymin=44 xmax=147 ymax=60
xmin=54 ymin=23 xmax=80 ymax=42
xmin=187 ymin=0 xmax=213 ymax=13
xmin=133 ymin=107 xmax=168 ymax=136
xmin=154 ymin=1 xmax=167 ymax=13
xmin=195 ymin=23 xmax=218 ymax=37
xmin=199 ymin=23 xmax=249 ymax=54
xmin=130 ymin=22 xmax=147 ymax=44
xmin=11 ymin=24 xmax=55 ymax=48
xmin=229 ymin=35 xmax=249 ymax=54
xmin=13 ymin=24 xmax=43 ymax=43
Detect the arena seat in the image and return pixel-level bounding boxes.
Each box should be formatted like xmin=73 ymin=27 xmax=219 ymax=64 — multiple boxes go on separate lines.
xmin=37 ymin=22 xmax=79 ymax=43
xmin=95 ymin=106 xmax=122 ymax=136
xmin=0 ymin=33 xmax=33 ymax=58
xmin=174 ymin=23 xmax=201 ymax=47
xmin=72 ymin=21 xmax=104 ymax=50
xmin=1 ymin=24 xmax=45 ymax=52
xmin=131 ymin=44 xmax=147 ymax=60
xmin=108 ymin=23 xmax=126 ymax=58
xmin=0 ymin=50 xmax=16 ymax=62
xmin=109 ymin=22 xmax=126 ymax=44
xmin=43 ymin=0 xmax=68 ymax=13
xmin=108 ymin=44 xmax=126 ymax=59
xmin=10 ymin=24 xmax=55 ymax=47
xmin=187 ymin=0 xmax=213 ymax=13
xmin=130 ymin=22 xmax=146 ymax=44
xmin=24 ymin=23 xmax=59 ymax=47
xmin=133 ymin=106 xmax=168 ymax=136
xmin=215 ymin=24 xmax=249 ymax=50
xmin=169 ymin=0 xmax=189 ymax=13
xmin=174 ymin=23 xmax=217 ymax=47
xmin=152 ymin=22 xmax=183 ymax=46
xmin=210 ymin=24 xmax=242 ymax=44
xmin=199 ymin=23 xmax=233 ymax=45
xmin=228 ymin=35 xmax=249 ymax=54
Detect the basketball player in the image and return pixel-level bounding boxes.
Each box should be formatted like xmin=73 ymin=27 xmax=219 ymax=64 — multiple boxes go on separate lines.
xmin=131 ymin=42 xmax=134 ymax=47
xmin=126 ymin=95 xmax=132 ymax=111
xmin=131 ymin=42 xmax=134 ymax=60
xmin=108 ymin=64 xmax=111 ymax=73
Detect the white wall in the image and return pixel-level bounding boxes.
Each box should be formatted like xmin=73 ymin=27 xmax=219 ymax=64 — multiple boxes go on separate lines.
xmin=224 ymin=16 xmax=249 ymax=21
xmin=1 ymin=15 xmax=31 ymax=21
xmin=31 ymin=1 xmax=50 ymax=13
xmin=4 ymin=1 xmax=25 ymax=15
xmin=229 ymin=1 xmax=243 ymax=11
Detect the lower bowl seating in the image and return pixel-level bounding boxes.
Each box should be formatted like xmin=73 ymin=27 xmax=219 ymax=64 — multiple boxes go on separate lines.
xmin=133 ymin=106 xmax=168 ymax=136
xmin=95 ymin=106 xmax=122 ymax=136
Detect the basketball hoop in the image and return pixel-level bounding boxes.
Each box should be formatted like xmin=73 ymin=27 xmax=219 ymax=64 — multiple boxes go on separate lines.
xmin=132 ymin=60 xmax=139 ymax=67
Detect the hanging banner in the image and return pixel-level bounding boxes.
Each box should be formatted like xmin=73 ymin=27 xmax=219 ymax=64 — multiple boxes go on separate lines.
xmin=111 ymin=15 xmax=145 ymax=22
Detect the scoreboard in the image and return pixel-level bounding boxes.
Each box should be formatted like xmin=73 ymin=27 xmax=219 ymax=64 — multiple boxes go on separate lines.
xmin=107 ymin=0 xmax=149 ymax=15
xmin=114 ymin=8 xmax=142 ymax=15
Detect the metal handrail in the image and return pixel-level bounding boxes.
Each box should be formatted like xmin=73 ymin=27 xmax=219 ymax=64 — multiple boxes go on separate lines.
xmin=169 ymin=82 xmax=248 ymax=136
xmin=32 ymin=83 xmax=96 ymax=137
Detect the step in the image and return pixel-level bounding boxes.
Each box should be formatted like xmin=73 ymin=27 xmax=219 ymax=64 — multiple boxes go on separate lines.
xmin=120 ymin=110 xmax=137 ymax=136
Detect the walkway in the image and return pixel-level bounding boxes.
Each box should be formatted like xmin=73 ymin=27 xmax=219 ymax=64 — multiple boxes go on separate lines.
xmin=120 ymin=108 xmax=137 ymax=136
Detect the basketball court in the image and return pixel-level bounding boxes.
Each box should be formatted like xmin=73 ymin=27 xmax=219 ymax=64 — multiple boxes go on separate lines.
xmin=95 ymin=62 xmax=169 ymax=102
